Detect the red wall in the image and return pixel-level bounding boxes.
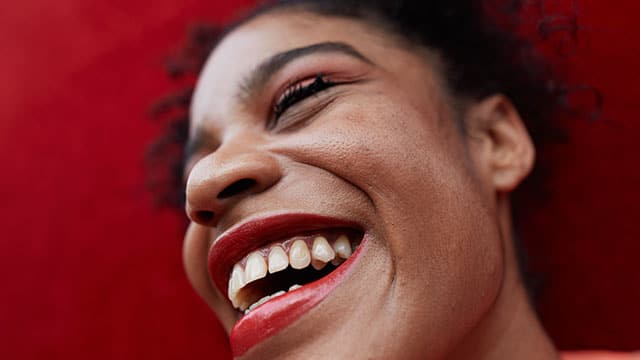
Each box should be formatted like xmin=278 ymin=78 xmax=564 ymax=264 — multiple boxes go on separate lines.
xmin=1 ymin=1 xmax=638 ymax=358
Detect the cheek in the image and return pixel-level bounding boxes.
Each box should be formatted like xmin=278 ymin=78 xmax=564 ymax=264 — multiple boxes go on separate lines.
xmin=279 ymin=91 xmax=503 ymax=268
xmin=183 ymin=224 xmax=211 ymax=298
xmin=274 ymin=96 xmax=505 ymax=341
xmin=278 ymin=93 xmax=454 ymax=190
xmin=183 ymin=224 xmax=236 ymax=332
xmin=278 ymin=92 xmax=472 ymax=221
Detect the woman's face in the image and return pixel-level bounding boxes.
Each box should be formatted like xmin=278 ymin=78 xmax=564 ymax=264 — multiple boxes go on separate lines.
xmin=184 ymin=10 xmax=508 ymax=359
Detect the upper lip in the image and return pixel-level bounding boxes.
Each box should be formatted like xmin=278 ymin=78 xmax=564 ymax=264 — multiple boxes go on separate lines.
xmin=207 ymin=212 xmax=362 ymax=303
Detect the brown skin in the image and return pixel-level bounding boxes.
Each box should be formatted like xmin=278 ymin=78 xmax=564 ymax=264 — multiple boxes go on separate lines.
xmin=183 ymin=10 xmax=558 ymax=360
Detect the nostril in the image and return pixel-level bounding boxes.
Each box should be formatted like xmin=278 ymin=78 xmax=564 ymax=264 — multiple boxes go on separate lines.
xmin=217 ymin=178 xmax=257 ymax=199
xmin=195 ymin=210 xmax=215 ymax=223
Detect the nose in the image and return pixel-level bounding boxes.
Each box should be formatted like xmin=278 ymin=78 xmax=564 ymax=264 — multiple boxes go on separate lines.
xmin=185 ymin=142 xmax=282 ymax=226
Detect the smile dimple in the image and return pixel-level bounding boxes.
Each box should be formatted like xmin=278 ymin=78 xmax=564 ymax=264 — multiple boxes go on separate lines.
xmin=227 ymin=230 xmax=361 ymax=313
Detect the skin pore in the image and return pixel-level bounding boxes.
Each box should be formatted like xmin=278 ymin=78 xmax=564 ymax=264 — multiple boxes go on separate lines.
xmin=182 ymin=9 xmax=558 ymax=360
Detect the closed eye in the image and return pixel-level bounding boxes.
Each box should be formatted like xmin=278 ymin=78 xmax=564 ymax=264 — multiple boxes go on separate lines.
xmin=269 ymin=73 xmax=336 ymax=129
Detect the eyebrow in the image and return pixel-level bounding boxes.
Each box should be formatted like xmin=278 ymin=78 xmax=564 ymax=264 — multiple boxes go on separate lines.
xmin=238 ymin=41 xmax=373 ymax=102
xmin=184 ymin=42 xmax=373 ymax=167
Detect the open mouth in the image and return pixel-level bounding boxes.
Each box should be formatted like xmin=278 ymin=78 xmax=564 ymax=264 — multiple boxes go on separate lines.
xmin=208 ymin=213 xmax=368 ymax=356
xmin=228 ymin=229 xmax=362 ymax=314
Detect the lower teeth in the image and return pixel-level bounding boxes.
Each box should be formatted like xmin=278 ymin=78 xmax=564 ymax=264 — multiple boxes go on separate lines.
xmin=244 ymin=285 xmax=301 ymax=314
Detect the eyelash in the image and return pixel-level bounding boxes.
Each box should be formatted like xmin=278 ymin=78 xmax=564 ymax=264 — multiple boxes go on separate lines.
xmin=271 ymin=73 xmax=336 ymax=126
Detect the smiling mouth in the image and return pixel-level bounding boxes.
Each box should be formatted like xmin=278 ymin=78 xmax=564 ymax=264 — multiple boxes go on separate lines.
xmin=228 ymin=229 xmax=362 ymax=313
xmin=208 ymin=213 xmax=368 ymax=357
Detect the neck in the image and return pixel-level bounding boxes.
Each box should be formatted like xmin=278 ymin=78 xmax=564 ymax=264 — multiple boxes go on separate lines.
xmin=449 ymin=195 xmax=558 ymax=360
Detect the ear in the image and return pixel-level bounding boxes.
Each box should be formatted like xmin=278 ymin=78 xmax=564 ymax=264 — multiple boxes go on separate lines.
xmin=464 ymin=95 xmax=535 ymax=193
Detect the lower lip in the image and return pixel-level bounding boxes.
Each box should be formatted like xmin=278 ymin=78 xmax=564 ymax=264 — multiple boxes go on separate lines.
xmin=229 ymin=235 xmax=369 ymax=357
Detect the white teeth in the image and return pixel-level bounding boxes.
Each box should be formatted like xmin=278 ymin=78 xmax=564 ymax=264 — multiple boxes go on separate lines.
xmin=311 ymin=236 xmax=336 ymax=262
xmin=311 ymin=236 xmax=335 ymax=270
xmin=249 ymin=294 xmax=271 ymax=311
xmin=268 ymin=246 xmax=289 ymax=274
xmin=333 ymin=234 xmax=352 ymax=259
xmin=228 ymin=264 xmax=245 ymax=308
xmin=244 ymin=290 xmax=288 ymax=314
xmin=245 ymin=251 xmax=267 ymax=283
xmin=289 ymin=239 xmax=311 ymax=269
xmin=229 ymin=233 xmax=359 ymax=311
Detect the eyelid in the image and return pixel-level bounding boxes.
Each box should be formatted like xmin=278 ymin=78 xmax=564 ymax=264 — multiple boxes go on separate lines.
xmin=269 ymin=90 xmax=342 ymax=132
xmin=262 ymin=52 xmax=372 ymax=111
xmin=270 ymin=72 xmax=337 ymax=114
xmin=273 ymin=75 xmax=324 ymax=109
xmin=273 ymin=73 xmax=336 ymax=114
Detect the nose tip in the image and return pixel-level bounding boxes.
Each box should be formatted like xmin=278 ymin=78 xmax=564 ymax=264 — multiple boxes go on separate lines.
xmin=185 ymin=150 xmax=282 ymax=226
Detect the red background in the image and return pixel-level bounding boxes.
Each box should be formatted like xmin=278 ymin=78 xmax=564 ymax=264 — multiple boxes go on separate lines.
xmin=1 ymin=1 xmax=638 ymax=359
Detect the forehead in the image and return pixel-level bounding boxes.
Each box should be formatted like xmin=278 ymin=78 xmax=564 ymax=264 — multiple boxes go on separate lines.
xmin=190 ymin=10 xmax=404 ymax=126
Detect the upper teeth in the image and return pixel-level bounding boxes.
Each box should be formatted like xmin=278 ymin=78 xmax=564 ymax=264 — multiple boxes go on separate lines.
xmin=290 ymin=239 xmax=312 ymax=269
xmin=227 ymin=232 xmax=357 ymax=311
xmin=267 ymin=246 xmax=288 ymax=273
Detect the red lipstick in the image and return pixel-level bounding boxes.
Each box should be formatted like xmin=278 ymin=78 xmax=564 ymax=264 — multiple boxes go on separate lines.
xmin=207 ymin=213 xmax=368 ymax=357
